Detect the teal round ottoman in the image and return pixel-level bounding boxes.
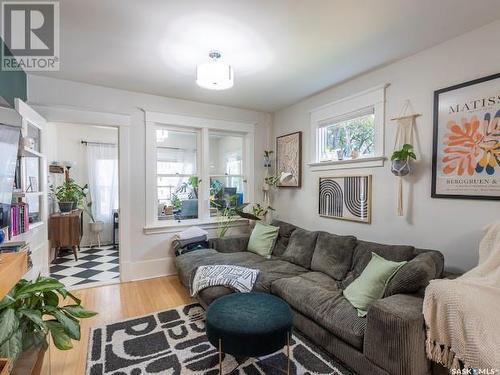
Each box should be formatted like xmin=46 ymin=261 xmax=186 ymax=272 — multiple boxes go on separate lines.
xmin=206 ymin=292 xmax=293 ymax=374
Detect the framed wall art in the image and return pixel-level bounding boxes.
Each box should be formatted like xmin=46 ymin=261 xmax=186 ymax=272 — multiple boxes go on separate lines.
xmin=319 ymin=175 xmax=372 ymax=223
xmin=432 ymin=73 xmax=500 ymax=200
xmin=276 ymin=131 xmax=301 ymax=187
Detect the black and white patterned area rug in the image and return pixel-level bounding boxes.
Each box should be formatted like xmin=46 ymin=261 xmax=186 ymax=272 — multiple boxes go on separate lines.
xmin=86 ymin=303 xmax=352 ymax=375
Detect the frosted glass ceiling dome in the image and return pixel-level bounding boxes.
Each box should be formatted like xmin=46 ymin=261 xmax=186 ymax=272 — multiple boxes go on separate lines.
xmin=196 ymin=51 xmax=234 ymax=90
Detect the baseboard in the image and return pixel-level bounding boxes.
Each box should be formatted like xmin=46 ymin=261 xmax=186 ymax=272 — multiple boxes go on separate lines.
xmin=121 ymin=257 xmax=177 ymax=282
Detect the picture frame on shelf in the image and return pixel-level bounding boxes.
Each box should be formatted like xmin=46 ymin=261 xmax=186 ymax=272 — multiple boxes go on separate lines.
xmin=432 ymin=73 xmax=500 ymax=200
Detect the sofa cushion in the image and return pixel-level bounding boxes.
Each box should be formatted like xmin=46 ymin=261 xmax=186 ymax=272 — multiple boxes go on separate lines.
xmin=343 ymin=240 xmax=415 ymax=288
xmin=270 ymin=220 xmax=298 ymax=256
xmin=271 ymin=272 xmax=366 ymax=349
xmin=252 ymin=258 xmax=308 ymax=292
xmin=280 ymin=228 xmax=319 ymax=268
xmin=175 ymin=249 xmax=267 ymax=289
xmin=247 ymin=222 xmax=279 ymax=258
xmin=343 ymin=253 xmax=407 ymax=317
xmin=311 ymin=232 xmax=357 ymax=280
xmin=384 ymin=250 xmax=444 ymax=297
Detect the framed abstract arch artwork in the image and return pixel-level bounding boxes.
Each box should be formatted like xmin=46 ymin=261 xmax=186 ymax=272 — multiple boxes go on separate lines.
xmin=319 ymin=175 xmax=372 ymax=223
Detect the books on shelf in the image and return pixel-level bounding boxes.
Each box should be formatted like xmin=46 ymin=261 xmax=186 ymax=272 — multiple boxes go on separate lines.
xmin=9 ymin=202 xmax=30 ymax=237
xmin=0 ymin=240 xmax=32 ymax=270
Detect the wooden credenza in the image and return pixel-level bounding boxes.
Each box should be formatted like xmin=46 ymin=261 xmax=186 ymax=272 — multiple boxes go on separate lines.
xmin=48 ymin=209 xmax=83 ymax=261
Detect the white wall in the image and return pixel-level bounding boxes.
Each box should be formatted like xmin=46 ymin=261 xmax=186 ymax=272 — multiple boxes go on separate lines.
xmin=272 ymin=20 xmax=500 ymax=272
xmin=28 ymin=75 xmax=271 ymax=280
xmin=46 ymin=122 xmax=118 ymax=246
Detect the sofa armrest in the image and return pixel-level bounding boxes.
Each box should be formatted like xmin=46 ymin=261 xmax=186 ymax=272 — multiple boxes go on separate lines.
xmin=364 ymin=294 xmax=430 ymax=375
xmin=209 ymin=235 xmax=249 ymax=253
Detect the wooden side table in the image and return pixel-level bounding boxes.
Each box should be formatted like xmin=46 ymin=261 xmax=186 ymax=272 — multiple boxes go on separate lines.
xmin=48 ymin=209 xmax=83 ymax=261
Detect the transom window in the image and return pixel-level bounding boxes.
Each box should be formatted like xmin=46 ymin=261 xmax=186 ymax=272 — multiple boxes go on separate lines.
xmin=310 ymin=85 xmax=386 ymax=169
xmin=318 ymin=108 xmax=375 ymax=162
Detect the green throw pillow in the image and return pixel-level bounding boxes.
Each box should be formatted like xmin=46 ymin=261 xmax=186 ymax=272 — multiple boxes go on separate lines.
xmin=247 ymin=222 xmax=279 ymax=258
xmin=343 ymin=252 xmax=407 ymax=317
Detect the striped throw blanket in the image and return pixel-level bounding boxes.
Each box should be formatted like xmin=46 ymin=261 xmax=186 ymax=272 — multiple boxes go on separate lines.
xmin=191 ymin=265 xmax=259 ymax=297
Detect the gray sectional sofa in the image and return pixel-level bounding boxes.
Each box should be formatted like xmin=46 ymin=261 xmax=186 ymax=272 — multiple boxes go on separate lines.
xmin=175 ymin=220 xmax=444 ymax=375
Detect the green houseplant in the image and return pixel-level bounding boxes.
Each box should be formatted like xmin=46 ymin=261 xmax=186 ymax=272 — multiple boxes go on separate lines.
xmin=50 ymin=179 xmax=88 ymax=213
xmin=214 ymin=197 xmax=261 ymax=238
xmin=0 ymin=275 xmax=97 ymax=363
xmin=390 ymin=144 xmax=416 ymax=176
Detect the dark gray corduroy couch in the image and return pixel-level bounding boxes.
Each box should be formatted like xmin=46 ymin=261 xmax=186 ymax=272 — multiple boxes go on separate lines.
xmin=175 ymin=220 xmax=444 ymax=375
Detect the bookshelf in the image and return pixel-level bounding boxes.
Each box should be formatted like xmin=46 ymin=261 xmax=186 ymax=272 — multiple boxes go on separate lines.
xmin=2 ymin=100 xmax=49 ymax=280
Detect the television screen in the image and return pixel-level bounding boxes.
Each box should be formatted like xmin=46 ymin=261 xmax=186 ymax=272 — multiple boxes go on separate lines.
xmin=0 ymin=124 xmax=20 ymax=204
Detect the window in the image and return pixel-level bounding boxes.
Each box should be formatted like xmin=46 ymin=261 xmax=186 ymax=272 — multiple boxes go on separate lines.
xmin=145 ymin=112 xmax=255 ymax=230
xmin=156 ymin=129 xmax=199 ymax=221
xmin=318 ymin=108 xmax=375 ymax=162
xmin=310 ymin=85 xmax=386 ymax=170
xmin=209 ymin=132 xmax=244 ymax=216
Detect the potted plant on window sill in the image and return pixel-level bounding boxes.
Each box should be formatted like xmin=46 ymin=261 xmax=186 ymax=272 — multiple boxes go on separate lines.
xmin=0 ymin=275 xmax=97 ymax=374
xmin=391 ymin=143 xmax=417 ymax=176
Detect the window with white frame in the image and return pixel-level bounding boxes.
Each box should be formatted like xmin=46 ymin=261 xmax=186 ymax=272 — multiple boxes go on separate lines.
xmin=310 ymin=85 xmax=386 ymax=168
xmin=156 ymin=128 xmax=199 ymax=221
xmin=209 ymin=132 xmax=245 ymax=216
xmin=145 ymin=114 xmax=254 ymax=229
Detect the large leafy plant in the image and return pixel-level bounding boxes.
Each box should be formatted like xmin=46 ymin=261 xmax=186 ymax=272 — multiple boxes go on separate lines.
xmin=214 ymin=197 xmax=260 ymax=238
xmin=50 ymin=179 xmax=88 ymax=205
xmin=0 ymin=275 xmax=97 ymax=361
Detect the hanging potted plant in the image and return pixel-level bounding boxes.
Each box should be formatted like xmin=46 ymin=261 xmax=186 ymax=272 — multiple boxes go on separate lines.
xmin=391 ymin=144 xmax=417 ymax=176
xmin=0 ymin=275 xmax=96 ymax=372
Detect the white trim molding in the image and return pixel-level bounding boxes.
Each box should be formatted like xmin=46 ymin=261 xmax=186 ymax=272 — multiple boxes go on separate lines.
xmin=309 ymin=84 xmax=389 ymax=171
xmin=143 ymin=218 xmax=249 ymax=235
xmin=307 ymin=156 xmax=386 ymax=171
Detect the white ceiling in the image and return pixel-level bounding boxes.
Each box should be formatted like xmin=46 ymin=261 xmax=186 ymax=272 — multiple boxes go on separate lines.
xmin=33 ymin=0 xmax=500 ymax=112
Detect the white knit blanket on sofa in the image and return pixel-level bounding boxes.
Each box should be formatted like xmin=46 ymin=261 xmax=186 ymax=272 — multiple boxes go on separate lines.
xmin=191 ymin=265 xmax=259 ymax=297
xmin=423 ymin=222 xmax=500 ymax=370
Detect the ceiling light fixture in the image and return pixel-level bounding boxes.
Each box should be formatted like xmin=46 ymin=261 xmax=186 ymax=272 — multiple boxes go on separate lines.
xmin=196 ymin=51 xmax=234 ymax=90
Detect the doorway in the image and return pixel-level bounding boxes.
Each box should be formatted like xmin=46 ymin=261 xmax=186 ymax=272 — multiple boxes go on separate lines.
xmin=47 ymin=123 xmax=120 ymax=289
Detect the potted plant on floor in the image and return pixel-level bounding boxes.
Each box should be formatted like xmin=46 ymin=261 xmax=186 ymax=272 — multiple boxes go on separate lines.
xmin=214 ymin=196 xmax=261 ymax=238
xmin=0 ymin=275 xmax=97 ymax=373
xmin=84 ymin=200 xmax=104 ymax=247
xmin=249 ymin=203 xmax=275 ymax=227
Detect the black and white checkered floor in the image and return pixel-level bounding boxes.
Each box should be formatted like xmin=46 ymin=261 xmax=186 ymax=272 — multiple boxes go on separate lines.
xmin=50 ymin=245 xmax=119 ymax=288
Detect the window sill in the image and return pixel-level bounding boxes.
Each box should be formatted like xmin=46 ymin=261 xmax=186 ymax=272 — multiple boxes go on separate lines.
xmin=143 ymin=217 xmax=249 ymax=235
xmin=307 ymin=156 xmax=386 ymax=171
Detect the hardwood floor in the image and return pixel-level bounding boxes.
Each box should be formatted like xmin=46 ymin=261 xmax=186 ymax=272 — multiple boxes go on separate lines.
xmin=43 ymin=276 xmax=193 ymax=375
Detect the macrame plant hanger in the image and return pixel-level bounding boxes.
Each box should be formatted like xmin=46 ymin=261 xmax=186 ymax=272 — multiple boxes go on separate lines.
xmin=390 ymin=100 xmax=421 ymax=216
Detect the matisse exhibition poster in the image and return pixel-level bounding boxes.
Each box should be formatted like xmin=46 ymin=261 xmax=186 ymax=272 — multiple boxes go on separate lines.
xmin=432 ymin=73 xmax=500 ymax=200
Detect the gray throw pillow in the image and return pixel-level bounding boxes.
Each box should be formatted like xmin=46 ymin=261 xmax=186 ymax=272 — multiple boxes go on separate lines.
xmin=384 ymin=252 xmax=442 ymax=297
xmin=280 ymin=228 xmax=319 ymax=268
xmin=270 ymin=220 xmax=298 ymax=256
xmin=311 ymin=232 xmax=357 ymax=280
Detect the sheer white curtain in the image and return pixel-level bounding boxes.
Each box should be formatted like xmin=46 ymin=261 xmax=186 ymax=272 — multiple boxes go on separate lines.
xmin=86 ymin=143 xmax=118 ymax=244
